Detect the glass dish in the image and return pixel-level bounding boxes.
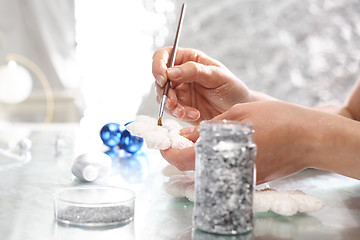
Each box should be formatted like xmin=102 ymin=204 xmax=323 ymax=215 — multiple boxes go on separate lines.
xmin=54 ymin=186 xmax=135 ymax=227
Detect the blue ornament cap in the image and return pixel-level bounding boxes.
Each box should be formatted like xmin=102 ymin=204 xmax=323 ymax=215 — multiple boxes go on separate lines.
xmin=119 ymin=129 xmax=144 ymax=154
xmin=124 ymin=121 xmax=133 ymax=126
xmin=100 ymin=123 xmax=123 ymax=148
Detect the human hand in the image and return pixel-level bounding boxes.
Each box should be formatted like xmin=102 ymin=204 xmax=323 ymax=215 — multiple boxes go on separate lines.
xmin=161 ymin=101 xmax=331 ymax=184
xmin=211 ymin=101 xmax=318 ymax=183
xmin=152 ymin=47 xmax=251 ymax=125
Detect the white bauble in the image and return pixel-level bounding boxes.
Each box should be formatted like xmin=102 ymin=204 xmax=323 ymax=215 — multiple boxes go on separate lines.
xmin=0 ymin=62 xmax=32 ymax=104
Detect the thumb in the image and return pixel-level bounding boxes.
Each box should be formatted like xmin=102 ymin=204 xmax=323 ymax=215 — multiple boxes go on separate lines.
xmin=180 ymin=126 xmax=200 ymax=142
xmin=179 ymin=104 xmax=250 ymax=142
xmin=211 ymin=103 xmax=249 ymax=122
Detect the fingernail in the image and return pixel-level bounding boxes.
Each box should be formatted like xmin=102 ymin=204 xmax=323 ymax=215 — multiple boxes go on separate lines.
xmin=155 ymin=75 xmax=165 ymax=87
xmin=180 ymin=127 xmax=194 ymax=136
xmin=172 ymin=107 xmax=182 ymax=118
xmin=167 ymin=67 xmax=182 ymax=79
xmin=187 ymin=110 xmax=199 ymax=119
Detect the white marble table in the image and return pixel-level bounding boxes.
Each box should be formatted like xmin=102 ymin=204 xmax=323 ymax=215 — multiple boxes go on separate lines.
xmin=0 ymin=124 xmax=359 ymax=240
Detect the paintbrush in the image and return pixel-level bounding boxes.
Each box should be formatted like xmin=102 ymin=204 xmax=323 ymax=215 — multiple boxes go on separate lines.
xmin=157 ymin=3 xmax=186 ymax=126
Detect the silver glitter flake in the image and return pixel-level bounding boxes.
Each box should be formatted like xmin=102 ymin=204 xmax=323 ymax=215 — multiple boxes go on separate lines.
xmin=56 ymin=205 xmax=133 ymax=227
xmin=194 ymin=121 xmax=256 ymax=235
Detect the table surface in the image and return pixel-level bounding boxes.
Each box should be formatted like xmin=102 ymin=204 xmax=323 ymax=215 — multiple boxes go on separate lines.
xmin=0 ymin=124 xmax=359 ymax=240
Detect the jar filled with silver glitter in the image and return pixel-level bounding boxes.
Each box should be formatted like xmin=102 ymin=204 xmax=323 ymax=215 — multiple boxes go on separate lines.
xmin=193 ymin=120 xmax=256 ymax=235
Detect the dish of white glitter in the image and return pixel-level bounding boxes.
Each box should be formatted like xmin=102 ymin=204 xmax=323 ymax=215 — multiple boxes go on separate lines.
xmin=126 ymin=115 xmax=194 ymax=150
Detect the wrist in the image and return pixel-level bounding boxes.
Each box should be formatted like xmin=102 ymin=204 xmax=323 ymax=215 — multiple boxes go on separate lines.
xmin=307 ymin=111 xmax=360 ymax=179
xmin=313 ymin=104 xmax=353 ymax=119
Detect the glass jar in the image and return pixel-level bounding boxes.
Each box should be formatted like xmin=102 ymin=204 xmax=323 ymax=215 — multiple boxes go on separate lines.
xmin=193 ymin=120 xmax=256 ymax=235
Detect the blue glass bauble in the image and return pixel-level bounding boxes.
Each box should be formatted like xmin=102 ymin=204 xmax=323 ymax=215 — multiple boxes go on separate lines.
xmin=119 ymin=129 xmax=144 ymax=154
xmin=100 ymin=123 xmax=123 ymax=148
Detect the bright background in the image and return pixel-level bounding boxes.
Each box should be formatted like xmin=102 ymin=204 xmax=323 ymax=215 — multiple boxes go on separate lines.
xmin=0 ymin=0 xmax=359 ymax=126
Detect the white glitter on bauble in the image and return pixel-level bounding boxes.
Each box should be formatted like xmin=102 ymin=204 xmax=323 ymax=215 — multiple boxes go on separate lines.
xmin=253 ymin=189 xmax=324 ymax=216
xmin=126 ymin=115 xmax=194 ymax=150
xmin=165 ymin=174 xmax=195 ymax=202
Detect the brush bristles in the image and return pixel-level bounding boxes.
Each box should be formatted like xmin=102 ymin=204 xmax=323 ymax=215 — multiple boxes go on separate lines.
xmin=157 ymin=117 xmax=163 ymax=126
